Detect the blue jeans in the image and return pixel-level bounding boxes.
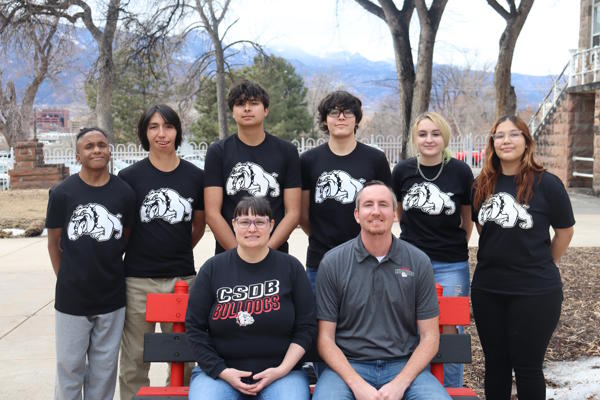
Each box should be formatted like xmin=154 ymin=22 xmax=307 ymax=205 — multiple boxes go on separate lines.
xmin=431 ymin=259 xmax=470 ymax=388
xmin=188 ymin=366 xmax=310 ymax=400
xmin=313 ymin=359 xmax=450 ymax=400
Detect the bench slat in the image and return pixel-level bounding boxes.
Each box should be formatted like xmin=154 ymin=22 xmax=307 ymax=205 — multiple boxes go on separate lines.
xmin=135 ymin=385 xmax=189 ymax=397
xmin=432 ymin=334 xmax=472 ymax=364
xmin=146 ymin=293 xmax=189 ymax=323
xmin=438 ymin=296 xmax=470 ymax=326
xmin=143 ymin=333 xmax=196 ymax=363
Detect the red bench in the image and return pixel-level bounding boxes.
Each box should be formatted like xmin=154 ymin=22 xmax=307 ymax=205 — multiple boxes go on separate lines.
xmin=133 ymin=281 xmax=478 ymax=399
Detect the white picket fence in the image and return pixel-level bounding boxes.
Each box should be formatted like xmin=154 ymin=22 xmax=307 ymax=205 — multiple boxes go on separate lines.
xmin=1 ymin=134 xmax=487 ymax=189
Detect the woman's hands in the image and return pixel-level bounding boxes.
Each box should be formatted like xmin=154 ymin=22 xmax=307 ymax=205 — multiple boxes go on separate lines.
xmin=218 ymin=368 xmax=258 ymax=396
xmin=249 ymin=366 xmax=286 ymax=393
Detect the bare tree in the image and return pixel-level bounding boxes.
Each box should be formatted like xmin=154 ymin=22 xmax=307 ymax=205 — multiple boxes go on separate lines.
xmin=0 ymin=10 xmax=66 ymax=147
xmin=353 ymin=0 xmax=447 ymax=158
xmin=8 ymin=0 xmax=125 ymax=140
xmin=431 ymin=63 xmax=495 ymax=136
xmin=487 ymin=0 xmax=534 ymax=117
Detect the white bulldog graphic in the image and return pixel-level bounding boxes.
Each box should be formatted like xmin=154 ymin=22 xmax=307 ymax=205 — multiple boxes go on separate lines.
xmin=403 ymin=182 xmax=456 ymax=215
xmin=315 ymin=170 xmax=365 ymax=204
xmin=67 ymin=203 xmax=123 ymax=242
xmin=226 ymin=162 xmax=280 ymax=197
xmin=478 ymin=192 xmax=533 ymax=229
xmin=140 ymin=188 xmax=193 ymax=224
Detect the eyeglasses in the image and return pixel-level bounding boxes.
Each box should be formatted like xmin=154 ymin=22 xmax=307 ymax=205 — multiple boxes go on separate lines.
xmin=327 ymin=109 xmax=355 ymax=119
xmin=234 ymin=217 xmax=270 ymax=229
xmin=492 ymin=130 xmax=523 ymax=141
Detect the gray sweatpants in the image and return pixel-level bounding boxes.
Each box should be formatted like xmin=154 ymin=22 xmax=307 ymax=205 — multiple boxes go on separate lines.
xmin=54 ymin=307 xmax=125 ymax=400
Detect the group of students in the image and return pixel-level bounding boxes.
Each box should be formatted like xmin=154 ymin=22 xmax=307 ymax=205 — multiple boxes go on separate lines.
xmin=46 ymin=80 xmax=575 ymax=400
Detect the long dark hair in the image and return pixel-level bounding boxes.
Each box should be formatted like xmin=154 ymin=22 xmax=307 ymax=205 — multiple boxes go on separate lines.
xmin=473 ymin=115 xmax=544 ymax=209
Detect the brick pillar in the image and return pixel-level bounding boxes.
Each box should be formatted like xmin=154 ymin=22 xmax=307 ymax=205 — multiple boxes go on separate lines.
xmin=8 ymin=139 xmax=69 ymax=189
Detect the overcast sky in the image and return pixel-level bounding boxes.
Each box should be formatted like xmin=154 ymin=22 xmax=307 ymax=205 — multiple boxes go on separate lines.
xmin=224 ymin=0 xmax=580 ymax=76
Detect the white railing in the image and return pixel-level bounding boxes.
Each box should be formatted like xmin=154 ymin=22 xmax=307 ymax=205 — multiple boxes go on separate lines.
xmin=2 ymin=134 xmax=488 ymax=189
xmin=568 ymin=47 xmax=600 ymax=86
xmin=529 ymin=62 xmax=570 ymax=137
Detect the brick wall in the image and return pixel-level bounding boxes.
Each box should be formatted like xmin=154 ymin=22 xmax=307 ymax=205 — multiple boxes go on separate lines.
xmin=535 ymin=92 xmax=595 ymax=188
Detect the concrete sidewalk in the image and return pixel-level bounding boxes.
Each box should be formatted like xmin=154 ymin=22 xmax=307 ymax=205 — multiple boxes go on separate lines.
xmin=0 ymin=191 xmax=598 ymax=399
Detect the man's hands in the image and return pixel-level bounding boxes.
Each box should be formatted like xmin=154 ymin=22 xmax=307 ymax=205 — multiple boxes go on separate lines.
xmin=351 ymin=379 xmax=407 ymax=400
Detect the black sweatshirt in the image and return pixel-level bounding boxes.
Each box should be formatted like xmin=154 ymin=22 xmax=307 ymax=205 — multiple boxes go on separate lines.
xmin=185 ymin=249 xmax=317 ymax=379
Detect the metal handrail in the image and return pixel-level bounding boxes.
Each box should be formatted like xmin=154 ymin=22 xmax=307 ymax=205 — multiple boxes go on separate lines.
xmin=528 ymin=62 xmax=570 ymax=137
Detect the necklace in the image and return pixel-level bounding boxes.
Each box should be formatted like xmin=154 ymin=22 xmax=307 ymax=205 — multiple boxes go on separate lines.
xmin=416 ymin=157 xmax=444 ymax=182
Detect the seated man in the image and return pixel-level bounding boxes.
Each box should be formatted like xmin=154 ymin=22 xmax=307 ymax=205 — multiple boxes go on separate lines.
xmin=313 ymin=181 xmax=450 ymax=400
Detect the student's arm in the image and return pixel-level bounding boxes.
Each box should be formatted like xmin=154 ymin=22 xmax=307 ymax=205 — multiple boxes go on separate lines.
xmin=299 ymin=189 xmax=310 ymax=235
xmin=318 ymin=320 xmax=380 ymax=400
xmin=377 ymin=317 xmax=440 ymax=399
xmin=47 ymin=228 xmax=62 ymax=276
xmin=551 ymin=226 xmax=574 ymax=263
xmin=460 ymin=205 xmax=474 ymax=243
xmin=475 ymin=222 xmax=482 ymax=235
xmin=191 ymin=210 xmax=206 ymax=247
xmin=268 ymin=187 xmax=301 ymax=249
xmin=204 ymin=186 xmax=237 ymax=250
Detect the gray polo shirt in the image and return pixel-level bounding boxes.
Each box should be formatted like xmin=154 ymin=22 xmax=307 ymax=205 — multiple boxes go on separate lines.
xmin=316 ymin=234 xmax=439 ymax=361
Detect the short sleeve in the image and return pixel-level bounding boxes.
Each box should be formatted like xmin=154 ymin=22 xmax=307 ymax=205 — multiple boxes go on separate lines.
xmin=376 ymin=152 xmax=392 ymax=186
xmin=203 ymin=142 xmax=224 ymax=187
xmin=283 ymin=144 xmax=302 ymax=189
xmin=415 ymin=256 xmax=439 ymax=321
xmin=300 ymin=152 xmax=312 ymax=191
xmin=122 ymin=184 xmax=137 ymax=229
xmin=45 ymin=187 xmax=66 ymax=229
xmin=544 ymin=174 xmax=575 ymax=229
xmin=315 ymin=257 xmax=340 ymax=322
xmin=461 ymin=163 xmax=474 ymax=206
xmin=391 ymin=161 xmax=407 ymax=201
xmin=194 ymin=169 xmax=205 ymax=211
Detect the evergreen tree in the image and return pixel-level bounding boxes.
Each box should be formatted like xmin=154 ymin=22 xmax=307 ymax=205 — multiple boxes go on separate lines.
xmin=190 ymin=54 xmax=312 ymax=142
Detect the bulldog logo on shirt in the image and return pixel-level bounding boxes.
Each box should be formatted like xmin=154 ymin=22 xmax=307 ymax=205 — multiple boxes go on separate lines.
xmin=226 ymin=162 xmax=280 ymax=197
xmin=67 ymin=203 xmax=123 ymax=242
xmin=403 ymin=182 xmax=456 ymax=215
xmin=140 ymin=188 xmax=193 ymax=224
xmin=315 ymin=170 xmax=365 ymax=204
xmin=478 ymin=192 xmax=533 ymax=229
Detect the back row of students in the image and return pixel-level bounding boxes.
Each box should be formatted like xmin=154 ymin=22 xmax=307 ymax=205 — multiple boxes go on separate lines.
xmin=46 ymin=80 xmax=574 ymax=400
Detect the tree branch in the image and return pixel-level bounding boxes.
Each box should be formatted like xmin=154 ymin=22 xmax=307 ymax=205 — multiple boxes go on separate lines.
xmin=487 ymin=0 xmax=511 ymax=20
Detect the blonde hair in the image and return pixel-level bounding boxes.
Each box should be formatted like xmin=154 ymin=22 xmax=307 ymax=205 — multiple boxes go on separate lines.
xmin=410 ymin=111 xmax=452 ymax=163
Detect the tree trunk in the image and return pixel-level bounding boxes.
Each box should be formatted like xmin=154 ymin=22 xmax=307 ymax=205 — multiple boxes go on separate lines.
xmin=412 ymin=0 xmax=448 ymax=123
xmin=213 ymin=37 xmax=229 ymax=139
xmin=489 ymin=0 xmax=534 ymax=117
xmin=92 ymin=0 xmax=120 ymax=141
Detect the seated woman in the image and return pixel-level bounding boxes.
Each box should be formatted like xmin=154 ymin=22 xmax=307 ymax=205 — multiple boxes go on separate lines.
xmin=185 ymin=196 xmax=317 ymax=400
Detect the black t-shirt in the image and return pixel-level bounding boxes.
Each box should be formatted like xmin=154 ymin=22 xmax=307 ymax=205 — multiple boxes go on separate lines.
xmin=300 ymin=142 xmax=391 ymax=268
xmin=45 ymin=174 xmax=136 ymax=316
xmin=185 ymin=249 xmax=317 ymax=379
xmin=118 ymin=158 xmax=204 ymax=278
xmin=471 ymin=172 xmax=575 ymax=295
xmin=392 ymin=157 xmax=473 ymax=262
xmin=204 ymin=133 xmax=301 ymax=253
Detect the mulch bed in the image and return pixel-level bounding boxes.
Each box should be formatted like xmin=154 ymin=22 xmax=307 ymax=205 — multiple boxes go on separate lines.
xmin=463 ymin=247 xmax=600 ymax=396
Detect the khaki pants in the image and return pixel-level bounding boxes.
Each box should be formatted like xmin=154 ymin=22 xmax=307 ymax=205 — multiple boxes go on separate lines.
xmin=118 ymin=276 xmax=195 ymax=400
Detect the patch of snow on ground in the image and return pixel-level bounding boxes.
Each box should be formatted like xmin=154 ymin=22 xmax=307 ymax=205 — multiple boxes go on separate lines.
xmin=546 ymin=357 xmax=600 ymax=399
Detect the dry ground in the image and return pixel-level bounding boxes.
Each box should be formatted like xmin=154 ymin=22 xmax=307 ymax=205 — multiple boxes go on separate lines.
xmin=1 ymin=189 xmax=598 ymax=395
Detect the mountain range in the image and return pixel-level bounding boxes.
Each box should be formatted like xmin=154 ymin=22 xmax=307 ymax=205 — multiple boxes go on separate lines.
xmin=6 ymin=27 xmax=555 ymax=115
